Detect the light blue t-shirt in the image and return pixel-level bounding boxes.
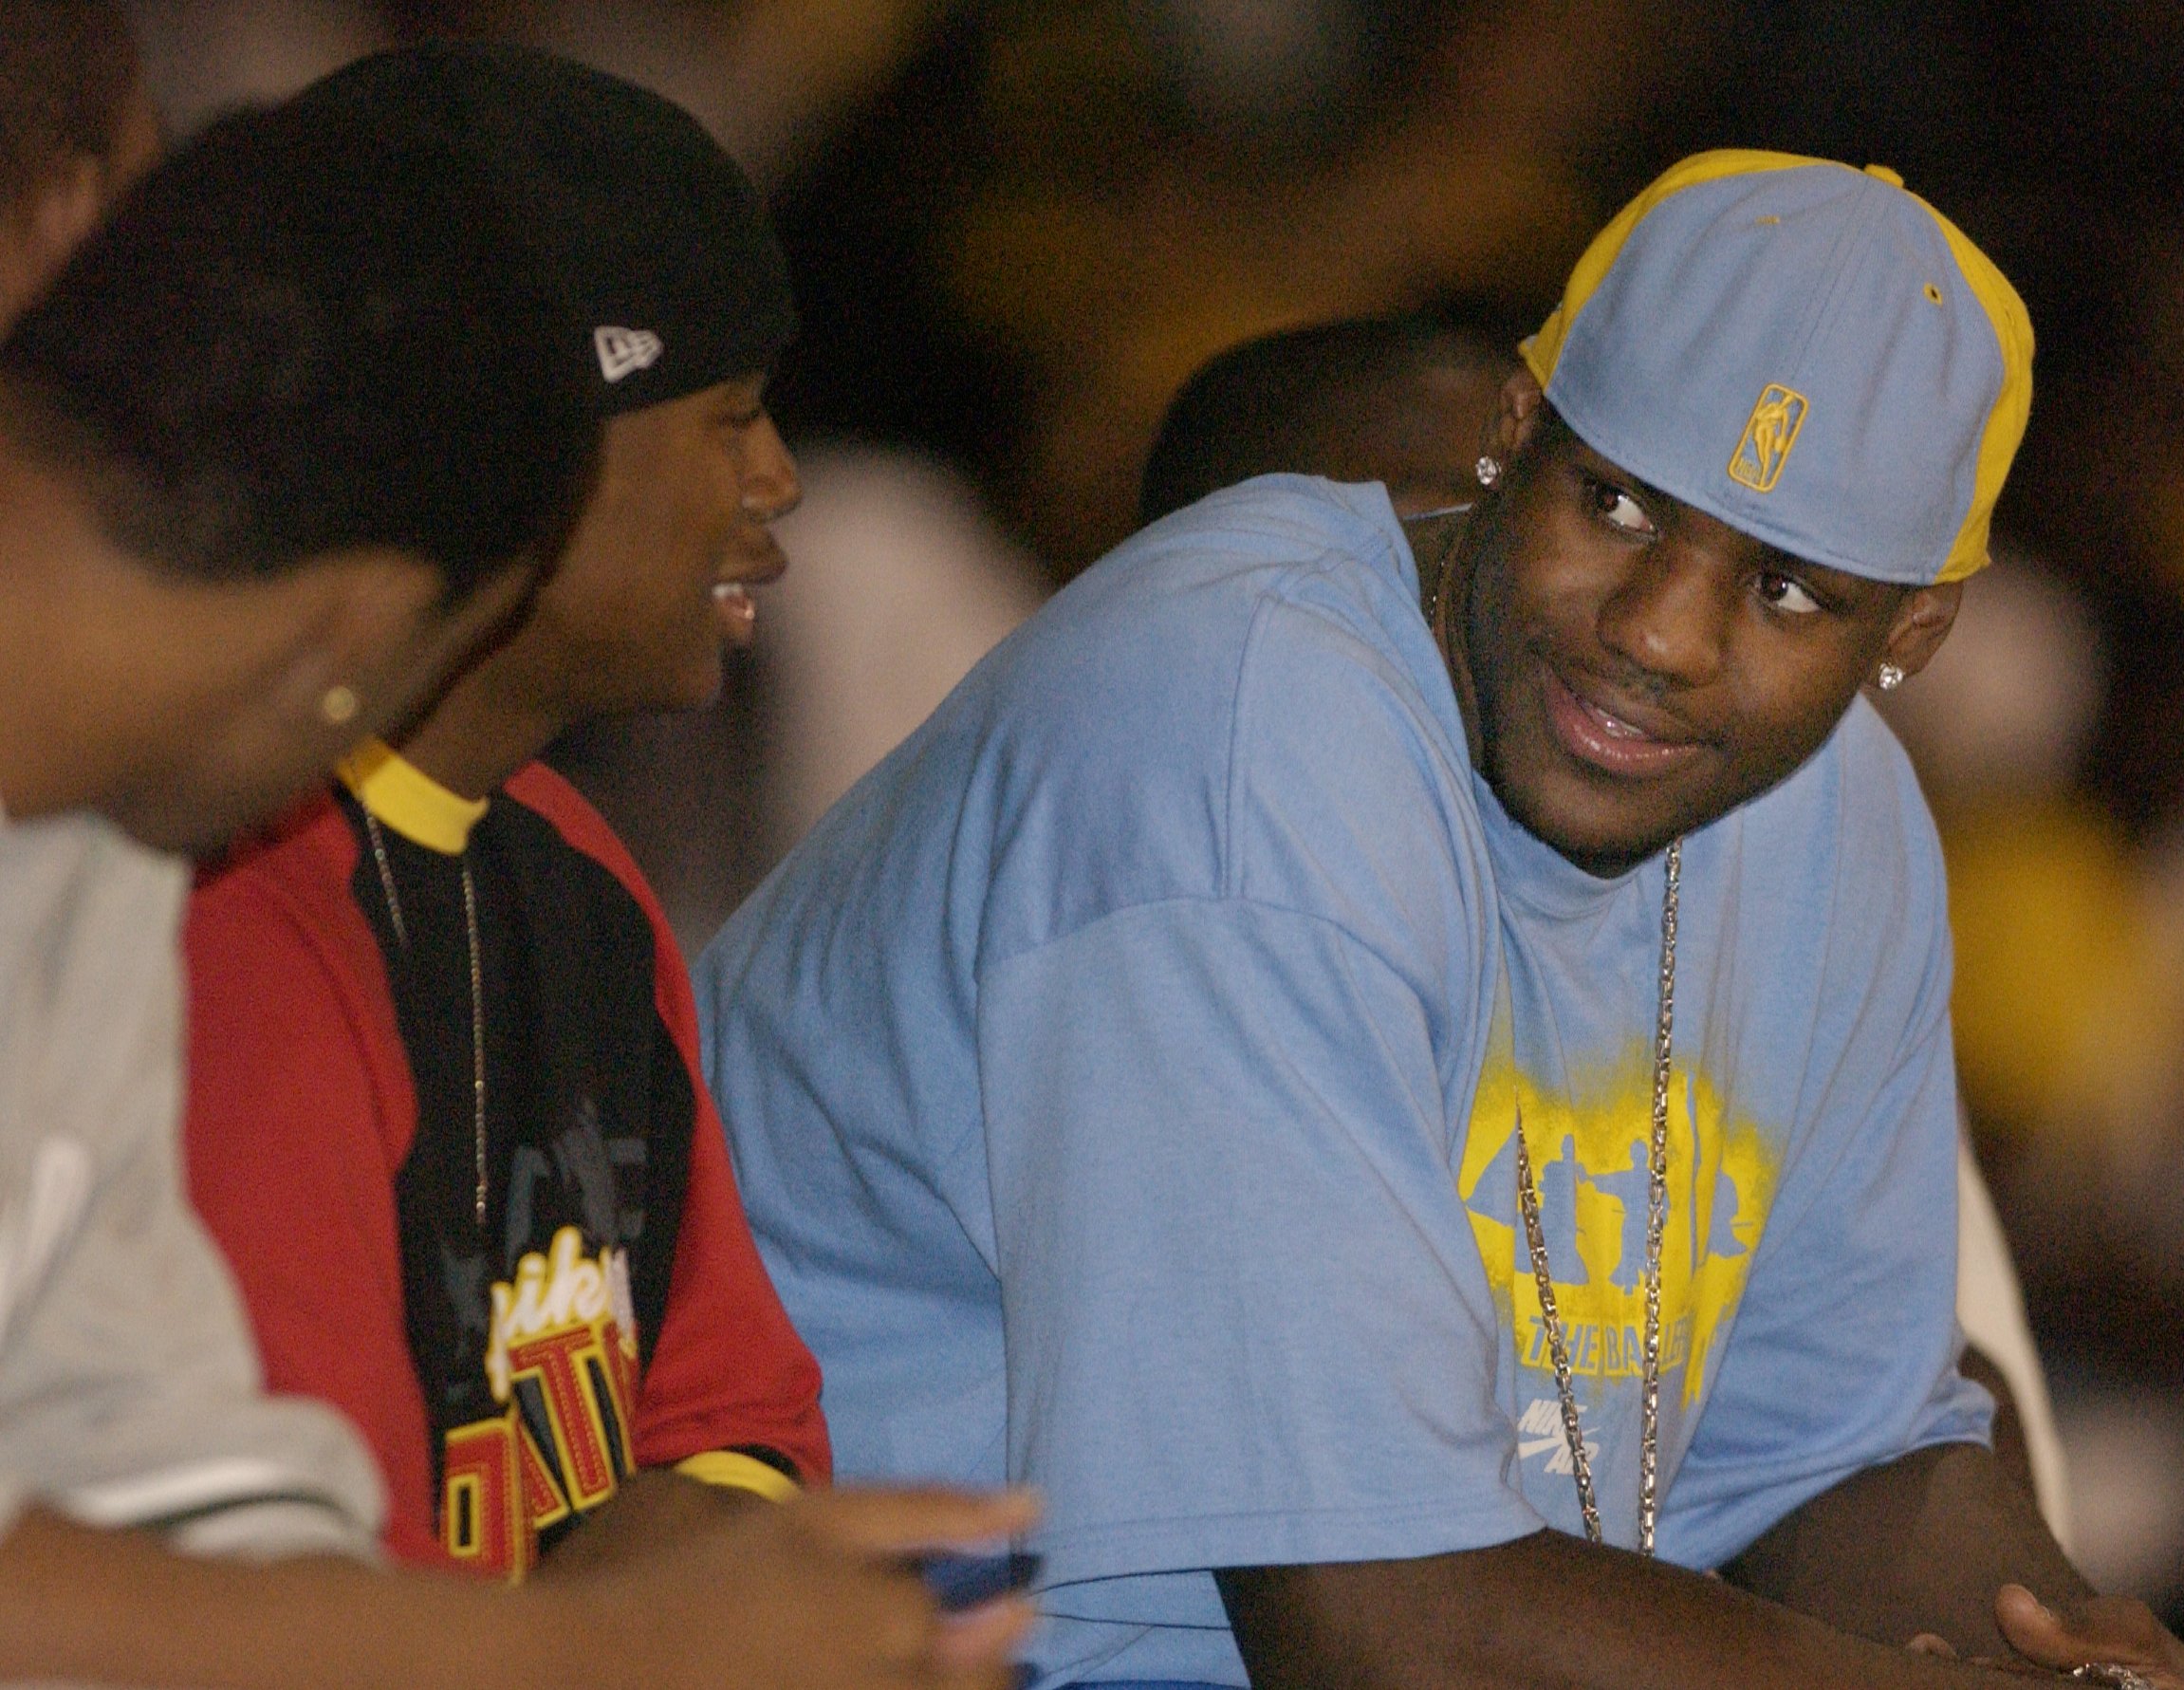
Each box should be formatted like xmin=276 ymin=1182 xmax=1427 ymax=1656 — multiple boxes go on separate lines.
xmin=696 ymin=475 xmax=1990 ymax=1688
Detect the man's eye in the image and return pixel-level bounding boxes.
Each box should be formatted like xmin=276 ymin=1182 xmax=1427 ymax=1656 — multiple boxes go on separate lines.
xmin=1757 ymin=572 xmax=1823 ymax=615
xmin=1586 ymin=478 xmax=1655 ymax=536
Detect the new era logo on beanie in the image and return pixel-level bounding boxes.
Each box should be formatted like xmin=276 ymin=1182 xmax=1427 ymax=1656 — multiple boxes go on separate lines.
xmin=1521 ymin=150 xmax=2033 ymax=587
xmin=291 ymin=44 xmax=796 ymax=420
xmin=594 ymin=326 xmax=663 ymax=382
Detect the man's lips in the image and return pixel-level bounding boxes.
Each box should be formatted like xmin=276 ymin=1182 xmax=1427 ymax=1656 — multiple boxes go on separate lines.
xmin=1540 ymin=663 xmax=1705 ymax=777
xmin=712 ymin=556 xmax=786 ymax=645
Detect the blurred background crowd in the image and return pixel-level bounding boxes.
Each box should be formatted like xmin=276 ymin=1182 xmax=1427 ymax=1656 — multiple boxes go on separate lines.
xmin=124 ymin=0 xmax=2184 ymax=1626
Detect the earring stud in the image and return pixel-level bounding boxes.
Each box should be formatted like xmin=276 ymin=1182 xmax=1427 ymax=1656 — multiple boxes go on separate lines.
xmin=319 ymin=684 xmax=361 ymax=726
xmin=1876 ymin=663 xmax=1904 ymax=692
xmin=1475 ymin=455 xmax=1503 ymax=489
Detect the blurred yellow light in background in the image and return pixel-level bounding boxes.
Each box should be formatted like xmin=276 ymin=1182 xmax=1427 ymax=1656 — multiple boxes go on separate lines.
xmin=1945 ymin=798 xmax=2183 ymax=1146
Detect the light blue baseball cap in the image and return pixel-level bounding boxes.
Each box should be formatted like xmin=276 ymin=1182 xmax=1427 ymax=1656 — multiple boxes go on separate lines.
xmin=1521 ymin=149 xmax=2033 ymax=586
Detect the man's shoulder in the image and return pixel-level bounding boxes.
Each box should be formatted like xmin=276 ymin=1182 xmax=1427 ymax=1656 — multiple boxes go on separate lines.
xmin=0 ymin=808 xmax=184 ymax=938
xmin=989 ymin=474 xmax=1428 ymax=751
xmin=499 ymin=761 xmax=684 ymax=972
xmin=1714 ymin=695 xmax=1948 ymax=946
xmin=0 ymin=812 xmax=189 ymax=1155
xmin=188 ymin=790 xmax=373 ymax=977
xmin=1137 ymin=472 xmax=1411 ymax=556
xmin=1749 ymin=696 xmax=1936 ymax=856
xmin=722 ymin=475 xmax=1453 ymax=975
xmin=0 ymin=812 xmax=187 ymax=1042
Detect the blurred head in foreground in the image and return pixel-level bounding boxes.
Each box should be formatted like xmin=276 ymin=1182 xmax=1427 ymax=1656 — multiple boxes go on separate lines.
xmin=0 ymin=99 xmax=599 ymax=850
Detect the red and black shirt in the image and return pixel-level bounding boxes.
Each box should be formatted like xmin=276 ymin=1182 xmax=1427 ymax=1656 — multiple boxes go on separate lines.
xmin=185 ymin=745 xmax=828 ymax=1580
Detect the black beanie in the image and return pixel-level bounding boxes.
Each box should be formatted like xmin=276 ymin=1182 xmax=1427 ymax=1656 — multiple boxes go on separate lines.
xmin=290 ymin=43 xmax=797 ymax=418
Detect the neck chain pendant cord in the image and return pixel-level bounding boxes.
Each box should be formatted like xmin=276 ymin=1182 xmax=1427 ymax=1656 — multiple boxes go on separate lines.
xmin=1512 ymin=836 xmax=1682 ymax=1555
xmin=362 ymin=810 xmax=490 ymax=1229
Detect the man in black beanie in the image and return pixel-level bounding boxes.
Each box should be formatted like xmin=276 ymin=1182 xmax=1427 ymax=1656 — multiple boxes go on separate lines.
xmin=185 ymin=38 xmax=845 ymax=1588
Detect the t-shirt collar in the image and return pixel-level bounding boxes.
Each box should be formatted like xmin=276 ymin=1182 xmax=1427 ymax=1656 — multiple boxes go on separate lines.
xmin=1471 ymin=764 xmax=1649 ymax=919
xmin=335 ymin=739 xmax=489 ymax=855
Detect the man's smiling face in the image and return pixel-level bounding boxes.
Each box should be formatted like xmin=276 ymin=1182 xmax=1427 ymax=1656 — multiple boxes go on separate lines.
xmin=1447 ymin=377 xmax=1961 ymax=877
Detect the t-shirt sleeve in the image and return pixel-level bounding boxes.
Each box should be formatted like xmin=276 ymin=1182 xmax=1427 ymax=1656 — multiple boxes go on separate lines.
xmin=1657 ymin=795 xmax=1990 ymax=1570
xmin=181 ymin=868 xmax=436 ymax=1563
xmin=0 ymin=839 xmax=382 ymax=1563
xmin=968 ymin=568 xmax=1532 ymax=1604
xmin=978 ymin=894 xmax=1541 ymax=1595
xmin=629 ymin=923 xmax=829 ymax=1486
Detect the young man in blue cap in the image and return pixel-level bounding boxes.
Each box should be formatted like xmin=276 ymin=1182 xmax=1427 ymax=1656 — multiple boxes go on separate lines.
xmin=698 ymin=151 xmax=2184 ymax=1688
xmin=1139 ymin=305 xmax=2075 ymax=1539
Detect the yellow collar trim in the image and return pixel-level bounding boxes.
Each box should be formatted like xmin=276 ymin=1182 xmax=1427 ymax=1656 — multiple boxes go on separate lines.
xmin=334 ymin=739 xmax=489 ymax=855
xmin=675 ymin=1450 xmax=800 ymax=1503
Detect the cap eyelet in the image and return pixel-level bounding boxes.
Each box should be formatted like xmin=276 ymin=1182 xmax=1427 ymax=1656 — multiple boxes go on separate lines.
xmin=1756 ymin=214 xmax=1780 ymax=226
xmin=1923 ymin=282 xmax=1944 ymax=305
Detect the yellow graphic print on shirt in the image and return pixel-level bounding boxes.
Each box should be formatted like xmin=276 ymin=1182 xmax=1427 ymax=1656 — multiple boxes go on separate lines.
xmin=441 ymin=1226 xmax=642 ymax=1580
xmin=1457 ymin=1017 xmax=1781 ymax=1413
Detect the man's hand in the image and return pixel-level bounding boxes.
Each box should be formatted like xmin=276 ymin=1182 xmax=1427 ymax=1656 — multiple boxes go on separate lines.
xmin=536 ymin=1484 xmax=1042 ymax=1690
xmin=537 ymin=1465 xmax=766 ymax=1578
xmin=1990 ymin=1583 xmax=2184 ymax=1688
xmin=1721 ymin=1442 xmax=2087 ymax=1659
xmin=0 ymin=1491 xmax=1037 ymax=1690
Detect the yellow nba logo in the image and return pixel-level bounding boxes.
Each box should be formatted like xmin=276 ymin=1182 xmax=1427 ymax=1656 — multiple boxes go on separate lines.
xmin=1728 ymin=384 xmax=1809 ymax=492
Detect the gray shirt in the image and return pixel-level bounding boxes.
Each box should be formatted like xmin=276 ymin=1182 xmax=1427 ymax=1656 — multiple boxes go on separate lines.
xmin=0 ymin=802 xmax=381 ymax=1562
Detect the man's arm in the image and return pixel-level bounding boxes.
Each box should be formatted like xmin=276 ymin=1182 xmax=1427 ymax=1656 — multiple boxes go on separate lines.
xmin=1216 ymin=1439 xmax=2184 ymax=1690
xmin=1217 ymin=1531 xmax=2024 ymax=1690
xmin=0 ymin=1487 xmax=1036 ymax=1690
xmin=1956 ymin=1346 xmax=2038 ymax=1504
xmin=1720 ymin=1440 xmax=2082 ymax=1654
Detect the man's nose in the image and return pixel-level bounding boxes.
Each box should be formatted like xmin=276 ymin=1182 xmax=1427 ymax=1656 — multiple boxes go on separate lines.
xmin=739 ymin=413 xmax=802 ymax=523
xmin=1593 ymin=544 xmax=1731 ymax=689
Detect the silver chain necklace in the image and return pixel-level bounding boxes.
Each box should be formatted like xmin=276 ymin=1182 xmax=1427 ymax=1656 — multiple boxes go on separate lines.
xmin=1420 ymin=514 xmax=1683 ymax=1554
xmin=361 ymin=810 xmax=490 ymax=1229
xmin=1512 ymin=838 xmax=1680 ymax=1554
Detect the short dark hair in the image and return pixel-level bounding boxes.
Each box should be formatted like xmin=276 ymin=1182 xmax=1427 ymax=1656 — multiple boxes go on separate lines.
xmin=0 ymin=0 xmax=140 ymax=210
xmin=0 ymin=100 xmax=600 ymax=600
xmin=1138 ymin=306 xmax=1530 ymax=525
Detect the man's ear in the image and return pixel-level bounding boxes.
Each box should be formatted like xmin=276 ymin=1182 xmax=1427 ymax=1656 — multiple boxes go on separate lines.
xmin=0 ymin=158 xmax=103 ymax=328
xmin=255 ymin=548 xmax=457 ymax=731
xmin=1486 ymin=368 xmax=1548 ymax=465
xmin=266 ymin=548 xmax=541 ymax=745
xmin=1880 ymin=581 xmax=1964 ymax=679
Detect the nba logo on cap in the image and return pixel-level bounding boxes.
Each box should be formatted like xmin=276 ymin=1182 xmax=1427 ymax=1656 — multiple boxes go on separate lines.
xmin=593 ymin=325 xmax=663 ymax=382
xmin=1728 ymin=383 xmax=1809 ymax=493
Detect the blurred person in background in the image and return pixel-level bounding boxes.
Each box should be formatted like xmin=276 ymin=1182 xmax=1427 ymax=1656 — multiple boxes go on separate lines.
xmin=0 ymin=0 xmax=157 ymax=332
xmin=700 ymin=153 xmax=2182 ymax=1690
xmin=1870 ymin=548 xmax=2184 ymax=1598
xmin=1138 ymin=306 xmax=1528 ymax=525
xmin=758 ymin=444 xmax=1046 ymax=863
xmin=0 ymin=50 xmax=1032 ymax=1690
xmin=1139 ymin=307 xmax=2074 ymax=1545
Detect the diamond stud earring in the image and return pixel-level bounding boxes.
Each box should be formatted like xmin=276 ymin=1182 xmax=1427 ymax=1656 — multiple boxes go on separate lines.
xmin=1876 ymin=663 xmax=1904 ymax=692
xmin=319 ymin=684 xmax=361 ymax=726
xmin=1475 ymin=455 xmax=1503 ymax=488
